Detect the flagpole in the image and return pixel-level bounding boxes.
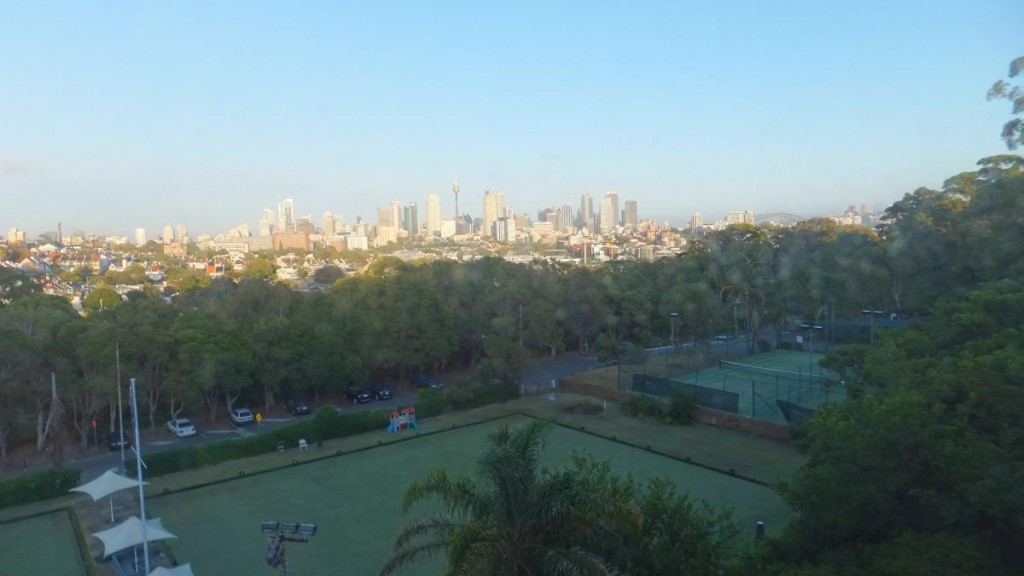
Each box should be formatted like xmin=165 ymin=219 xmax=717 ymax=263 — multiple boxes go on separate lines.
xmin=130 ymin=377 xmax=150 ymax=575
xmin=117 ymin=344 xmax=124 ymax=472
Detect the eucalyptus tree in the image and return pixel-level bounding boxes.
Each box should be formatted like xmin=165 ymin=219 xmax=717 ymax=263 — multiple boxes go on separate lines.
xmin=988 ymin=56 xmax=1024 ymax=150
xmin=113 ymin=296 xmax=179 ymax=428
xmin=0 ymin=294 xmax=79 ymax=452
xmin=56 ymin=316 xmax=116 ymax=449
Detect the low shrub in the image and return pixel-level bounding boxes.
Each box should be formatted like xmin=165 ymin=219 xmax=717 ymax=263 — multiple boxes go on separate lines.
xmin=0 ymin=467 xmax=81 ymax=510
xmin=622 ymin=388 xmax=696 ymax=426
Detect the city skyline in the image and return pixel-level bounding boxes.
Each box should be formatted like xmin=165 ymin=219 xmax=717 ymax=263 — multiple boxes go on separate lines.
xmin=1 ymin=2 xmax=1018 ymax=238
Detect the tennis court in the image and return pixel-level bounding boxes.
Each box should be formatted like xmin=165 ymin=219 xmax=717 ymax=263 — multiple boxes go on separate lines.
xmin=0 ymin=510 xmax=86 ymax=576
xmin=674 ymin=350 xmax=844 ymax=424
xmin=150 ymin=417 xmax=789 ymax=575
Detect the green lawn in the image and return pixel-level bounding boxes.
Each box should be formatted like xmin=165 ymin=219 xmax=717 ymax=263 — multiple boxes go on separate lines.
xmin=151 ymin=417 xmax=789 ymax=575
xmin=0 ymin=510 xmax=85 ymax=576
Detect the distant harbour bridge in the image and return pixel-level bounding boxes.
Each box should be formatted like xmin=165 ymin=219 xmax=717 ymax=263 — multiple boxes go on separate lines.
xmin=755 ymin=212 xmax=807 ymax=226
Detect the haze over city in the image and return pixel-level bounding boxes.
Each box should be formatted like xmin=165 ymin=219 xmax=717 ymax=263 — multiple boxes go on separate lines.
xmin=1 ymin=1 xmax=1019 ymax=238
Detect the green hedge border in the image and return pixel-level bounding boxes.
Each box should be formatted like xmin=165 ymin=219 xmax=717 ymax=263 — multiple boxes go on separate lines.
xmin=0 ymin=467 xmax=81 ymax=511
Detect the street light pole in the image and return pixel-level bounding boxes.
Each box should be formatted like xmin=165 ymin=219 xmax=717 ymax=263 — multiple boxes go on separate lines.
xmin=670 ymin=312 xmax=680 ymax=352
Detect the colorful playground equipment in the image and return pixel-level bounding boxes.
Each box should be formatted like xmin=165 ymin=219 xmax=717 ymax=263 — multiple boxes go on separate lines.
xmin=386 ymin=407 xmax=418 ymax=433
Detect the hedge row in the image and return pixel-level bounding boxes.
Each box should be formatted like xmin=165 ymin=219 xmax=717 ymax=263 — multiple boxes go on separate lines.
xmin=127 ymin=406 xmax=392 ymax=478
xmin=0 ymin=467 xmax=81 ymax=510
xmin=127 ymin=382 xmax=522 ymax=479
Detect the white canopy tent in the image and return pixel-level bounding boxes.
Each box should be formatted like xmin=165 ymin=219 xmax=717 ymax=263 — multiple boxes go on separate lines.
xmin=149 ymin=563 xmax=195 ymax=576
xmin=92 ymin=515 xmax=177 ymax=557
xmin=70 ymin=468 xmax=148 ymax=523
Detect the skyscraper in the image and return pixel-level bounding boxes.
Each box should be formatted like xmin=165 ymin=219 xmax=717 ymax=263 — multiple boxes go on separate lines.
xmin=624 ymin=200 xmax=638 ymax=228
xmin=404 ymin=202 xmax=419 ymax=235
xmin=278 ymin=199 xmax=295 ymax=233
xmin=390 ymin=200 xmax=403 ymax=232
xmin=162 ymin=225 xmax=174 ymax=243
xmin=599 ymin=197 xmax=616 ymax=233
xmin=322 ymin=212 xmax=337 ymax=237
xmin=605 ymin=191 xmax=620 ymax=227
xmin=579 ymin=192 xmax=594 ymax=229
xmin=425 ymin=194 xmax=441 ymax=237
xmin=483 ymin=191 xmax=505 ymax=238
xmin=691 ymin=212 xmax=703 ymax=231
xmin=259 ymin=210 xmax=275 ymax=236
xmin=134 ymin=228 xmax=147 ymax=246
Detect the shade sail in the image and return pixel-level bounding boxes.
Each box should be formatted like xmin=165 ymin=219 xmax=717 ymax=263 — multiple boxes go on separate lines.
xmin=70 ymin=469 xmax=146 ymax=501
xmin=92 ymin=516 xmax=176 ymax=557
xmin=149 ymin=563 xmax=195 ymax=576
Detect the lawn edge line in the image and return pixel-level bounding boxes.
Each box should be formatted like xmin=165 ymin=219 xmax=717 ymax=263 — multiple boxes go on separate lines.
xmin=542 ymin=417 xmax=772 ymax=488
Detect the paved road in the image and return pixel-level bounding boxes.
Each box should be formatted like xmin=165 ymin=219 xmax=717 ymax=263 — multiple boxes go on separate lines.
xmin=5 ymin=355 xmax=603 ymax=485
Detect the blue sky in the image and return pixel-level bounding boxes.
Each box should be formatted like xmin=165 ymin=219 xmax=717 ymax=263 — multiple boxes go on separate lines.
xmin=1 ymin=1 xmax=1020 ymax=239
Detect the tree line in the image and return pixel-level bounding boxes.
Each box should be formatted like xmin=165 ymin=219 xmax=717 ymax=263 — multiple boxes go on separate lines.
xmin=1 ymin=154 xmax=1022 ymax=465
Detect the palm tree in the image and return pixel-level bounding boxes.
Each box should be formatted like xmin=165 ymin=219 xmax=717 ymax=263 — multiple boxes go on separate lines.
xmin=380 ymin=420 xmax=638 ymax=576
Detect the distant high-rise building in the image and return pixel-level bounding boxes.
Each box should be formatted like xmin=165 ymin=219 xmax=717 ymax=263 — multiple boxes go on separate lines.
xmin=259 ymin=209 xmax=275 ymax=236
xmin=322 ymin=212 xmax=337 ymax=237
xmin=691 ymin=212 xmax=703 ymax=231
xmin=134 ymin=228 xmax=147 ymax=246
xmin=599 ymin=197 xmax=616 ymax=233
xmin=580 ymin=192 xmax=594 ymax=229
xmin=494 ymin=216 xmax=517 ymax=242
xmin=161 ymin=225 xmax=174 ymax=243
xmin=556 ymin=203 xmax=573 ymax=231
xmin=482 ymin=191 xmax=505 ymax=238
xmin=377 ymin=205 xmax=396 ymax=228
xmin=278 ymin=199 xmax=295 ymax=233
xmin=605 ymin=191 xmax=620 ymax=227
xmin=425 ymin=194 xmax=441 ymax=237
xmin=404 ymin=202 xmax=419 ymax=235
xmin=624 ymin=200 xmax=638 ymax=228
xmin=725 ymin=211 xmax=756 ymax=225
xmin=176 ymin=224 xmax=188 ymax=243
xmin=390 ymin=201 xmax=403 ymax=231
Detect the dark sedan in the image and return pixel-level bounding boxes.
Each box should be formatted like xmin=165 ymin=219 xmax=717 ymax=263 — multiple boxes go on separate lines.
xmin=286 ymin=399 xmax=311 ymax=416
xmin=345 ymin=386 xmax=372 ymax=404
xmin=371 ymin=384 xmax=393 ymax=401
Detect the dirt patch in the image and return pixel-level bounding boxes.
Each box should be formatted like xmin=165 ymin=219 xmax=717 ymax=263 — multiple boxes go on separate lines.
xmin=560 ymin=402 xmax=603 ymax=415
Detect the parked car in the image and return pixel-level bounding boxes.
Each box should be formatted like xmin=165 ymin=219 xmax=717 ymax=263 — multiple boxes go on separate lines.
xmin=230 ymin=407 xmax=255 ymax=425
xmin=107 ymin=430 xmax=131 ymax=451
xmin=166 ymin=418 xmax=198 ymax=438
xmin=345 ymin=386 xmax=372 ymax=404
xmin=412 ymin=372 xmax=444 ymax=390
xmin=371 ymin=384 xmax=393 ymax=401
xmin=286 ymin=399 xmax=311 ymax=416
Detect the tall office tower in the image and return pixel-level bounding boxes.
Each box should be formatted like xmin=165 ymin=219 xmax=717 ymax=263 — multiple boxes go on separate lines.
xmin=861 ymin=203 xmax=870 ymax=215
xmin=404 ymin=203 xmax=419 ymax=235
xmin=323 ymin=212 xmax=337 ymax=237
xmin=390 ymin=201 xmax=403 ymax=231
xmin=557 ymin=203 xmax=573 ymax=231
xmin=425 ymin=194 xmax=441 ymax=237
xmin=599 ymin=196 xmax=616 ymax=233
xmin=604 ymin=192 xmax=620 ymax=226
xmin=134 ymin=228 xmax=147 ymax=246
xmin=259 ymin=209 xmax=275 ymax=236
xmin=691 ymin=212 xmax=703 ymax=231
xmin=162 ymin=225 xmax=175 ymax=243
xmin=579 ymin=192 xmax=594 ymax=229
xmin=278 ymin=199 xmax=295 ymax=232
xmin=176 ymin=224 xmax=188 ymax=242
xmin=624 ymin=200 xmax=638 ymax=229
xmin=482 ymin=191 xmax=505 ymax=237
xmin=377 ymin=205 xmax=396 ymax=228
